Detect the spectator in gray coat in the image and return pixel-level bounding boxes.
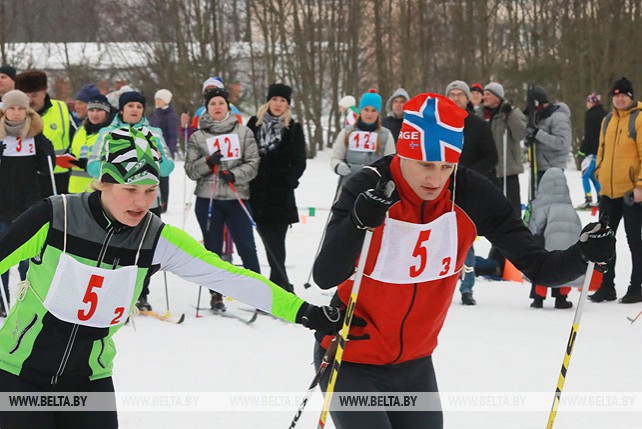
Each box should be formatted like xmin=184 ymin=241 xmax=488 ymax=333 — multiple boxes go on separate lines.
xmin=524 ymin=85 xmax=572 ymax=183
xmin=479 ymin=82 xmax=527 ymax=216
xmin=185 ymin=87 xmax=261 ymax=311
xmin=527 ymin=168 xmax=583 ymax=308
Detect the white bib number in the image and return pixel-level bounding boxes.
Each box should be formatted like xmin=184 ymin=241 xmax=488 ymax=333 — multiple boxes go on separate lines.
xmin=2 ymin=136 xmax=35 ymax=157
xmin=348 ymin=131 xmax=377 ymax=153
xmin=368 ymin=212 xmax=458 ymax=284
xmin=43 ymin=253 xmax=137 ymax=328
xmin=206 ymin=133 xmax=241 ymax=161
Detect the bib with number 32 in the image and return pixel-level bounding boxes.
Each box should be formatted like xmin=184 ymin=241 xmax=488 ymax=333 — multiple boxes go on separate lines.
xmin=348 ymin=131 xmax=378 ymax=153
xmin=206 ymin=133 xmax=241 ymax=161
xmin=2 ymin=136 xmax=35 ymax=157
xmin=368 ymin=212 xmax=459 ymax=284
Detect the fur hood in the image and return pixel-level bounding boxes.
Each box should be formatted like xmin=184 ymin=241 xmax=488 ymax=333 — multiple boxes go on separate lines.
xmin=0 ymin=108 xmax=44 ymax=139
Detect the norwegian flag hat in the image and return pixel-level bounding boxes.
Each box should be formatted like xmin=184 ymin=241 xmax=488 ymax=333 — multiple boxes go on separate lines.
xmin=396 ymin=93 xmax=468 ymax=163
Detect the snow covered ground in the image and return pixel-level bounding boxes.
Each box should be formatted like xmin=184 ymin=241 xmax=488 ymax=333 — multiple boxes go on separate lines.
xmin=4 ymin=151 xmax=642 ymax=428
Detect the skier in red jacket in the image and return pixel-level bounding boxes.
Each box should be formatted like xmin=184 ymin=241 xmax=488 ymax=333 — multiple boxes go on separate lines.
xmin=312 ymin=93 xmax=615 ymax=429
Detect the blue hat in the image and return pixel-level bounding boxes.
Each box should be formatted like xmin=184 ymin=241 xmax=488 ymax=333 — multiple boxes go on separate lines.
xmin=359 ymin=90 xmax=382 ymax=113
xmin=75 ymin=84 xmax=101 ymax=103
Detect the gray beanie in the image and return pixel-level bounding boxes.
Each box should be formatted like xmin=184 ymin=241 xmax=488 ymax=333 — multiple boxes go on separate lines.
xmin=484 ymin=82 xmax=504 ymax=100
xmin=445 ymin=80 xmax=471 ymax=100
xmin=2 ymin=90 xmax=29 ymax=109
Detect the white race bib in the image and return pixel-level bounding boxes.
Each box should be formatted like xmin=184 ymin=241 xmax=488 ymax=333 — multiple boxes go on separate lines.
xmin=348 ymin=131 xmax=378 ymax=153
xmin=368 ymin=211 xmax=459 ymax=284
xmin=43 ymin=253 xmax=137 ymax=328
xmin=346 ymin=110 xmax=358 ymax=127
xmin=206 ymin=133 xmax=241 ymax=161
xmin=2 ymin=136 xmax=35 ymax=157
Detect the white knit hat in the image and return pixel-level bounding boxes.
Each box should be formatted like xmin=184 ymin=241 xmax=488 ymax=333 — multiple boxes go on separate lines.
xmin=338 ymin=95 xmax=356 ymax=109
xmin=1 ymin=90 xmax=29 ymax=109
xmin=154 ymin=89 xmax=172 ymax=105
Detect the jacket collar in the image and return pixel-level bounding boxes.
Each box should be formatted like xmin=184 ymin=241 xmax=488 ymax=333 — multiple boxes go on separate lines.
xmin=88 ymin=191 xmax=131 ymax=233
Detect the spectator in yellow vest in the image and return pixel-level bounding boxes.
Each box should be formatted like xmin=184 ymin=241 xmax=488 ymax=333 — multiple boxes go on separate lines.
xmin=15 ymin=70 xmax=75 ymax=196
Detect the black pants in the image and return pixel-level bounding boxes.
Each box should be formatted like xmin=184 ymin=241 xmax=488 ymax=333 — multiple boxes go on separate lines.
xmin=490 ymin=174 xmax=522 ymax=271
xmin=314 ymin=342 xmax=443 ymax=429
xmin=0 ymin=370 xmax=118 ymax=429
xmin=39 ymin=171 xmax=70 ymax=198
xmin=256 ymin=220 xmax=292 ymax=292
xmin=599 ymin=196 xmax=642 ymax=288
xmin=495 ymin=174 xmax=522 ymax=217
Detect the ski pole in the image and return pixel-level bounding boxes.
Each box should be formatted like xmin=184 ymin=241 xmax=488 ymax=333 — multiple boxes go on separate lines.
xmin=288 ymin=336 xmax=339 ymax=429
xmin=626 ymin=308 xmax=642 ymax=324
xmin=206 ymin=165 xmax=219 ymax=232
xmin=182 ymin=126 xmax=189 ymax=230
xmin=304 ymin=183 xmax=342 ymax=289
xmin=47 ymin=156 xmax=58 ymax=196
xmin=228 ymin=182 xmax=255 ymax=227
xmin=502 ymin=130 xmax=507 ymax=197
xmin=163 ymin=271 xmax=171 ymax=317
xmin=195 ymin=285 xmax=203 ymax=318
xmin=226 ymin=182 xmax=290 ymax=285
xmin=317 ymin=229 xmax=374 ymax=429
xmin=546 ymin=261 xmax=596 ymax=429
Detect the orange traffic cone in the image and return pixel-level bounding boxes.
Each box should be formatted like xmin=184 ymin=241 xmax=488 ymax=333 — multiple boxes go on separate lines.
xmin=503 ymin=259 xmax=523 ymax=283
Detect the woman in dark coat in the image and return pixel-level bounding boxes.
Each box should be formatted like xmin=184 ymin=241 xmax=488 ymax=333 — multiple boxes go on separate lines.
xmin=247 ymin=83 xmax=306 ymax=293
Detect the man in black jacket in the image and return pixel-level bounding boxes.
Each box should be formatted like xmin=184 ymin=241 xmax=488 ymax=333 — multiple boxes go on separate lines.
xmin=577 ymin=92 xmax=607 ymax=209
xmin=446 ymin=80 xmax=498 ymax=305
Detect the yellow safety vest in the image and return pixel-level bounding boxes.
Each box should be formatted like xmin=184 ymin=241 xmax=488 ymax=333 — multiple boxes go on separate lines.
xmin=41 ymin=99 xmax=72 ymax=174
xmin=68 ymin=126 xmax=100 ymax=193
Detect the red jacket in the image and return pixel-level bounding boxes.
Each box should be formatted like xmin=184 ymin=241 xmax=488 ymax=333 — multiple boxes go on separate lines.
xmin=321 ymin=156 xmax=476 ymax=364
xmin=314 ymin=155 xmax=587 ymax=366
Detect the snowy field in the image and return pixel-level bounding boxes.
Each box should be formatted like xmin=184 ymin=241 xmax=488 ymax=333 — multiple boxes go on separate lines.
xmin=3 ymin=150 xmax=641 ymax=428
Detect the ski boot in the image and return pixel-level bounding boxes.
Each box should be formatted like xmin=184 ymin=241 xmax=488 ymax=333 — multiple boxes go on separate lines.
xmin=576 ymin=195 xmax=593 ymax=210
xmin=620 ymin=286 xmax=642 ymax=304
xmin=136 ymin=296 xmax=152 ymax=311
xmin=588 ymin=286 xmax=617 ymax=302
xmin=210 ymin=292 xmax=227 ymax=312
xmin=554 ymin=296 xmax=573 ymax=309
xmin=461 ymin=293 xmax=476 ymax=305
xmin=530 ymin=296 xmax=544 ymax=308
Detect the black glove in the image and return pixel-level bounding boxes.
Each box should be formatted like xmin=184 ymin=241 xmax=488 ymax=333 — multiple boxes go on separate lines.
xmin=296 ymin=303 xmax=367 ymax=335
xmin=69 ymin=157 xmax=88 ymax=170
xmin=0 ymin=142 xmax=5 ymax=158
xmin=526 ymin=126 xmax=539 ymax=141
xmin=579 ymin=220 xmax=615 ymax=265
xmin=206 ymin=151 xmax=223 ymax=168
xmin=351 ymin=180 xmax=397 ymax=230
xmin=500 ymin=103 xmax=513 ymax=114
xmin=219 ymin=169 xmax=235 ymax=184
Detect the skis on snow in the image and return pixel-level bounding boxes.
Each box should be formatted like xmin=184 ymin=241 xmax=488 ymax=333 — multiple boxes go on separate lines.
xmin=140 ymin=310 xmax=185 ymax=324
xmin=194 ymin=306 xmax=258 ymax=324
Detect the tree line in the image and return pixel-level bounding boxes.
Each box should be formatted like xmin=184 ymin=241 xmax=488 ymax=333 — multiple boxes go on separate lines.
xmin=1 ymin=0 xmax=641 ymax=157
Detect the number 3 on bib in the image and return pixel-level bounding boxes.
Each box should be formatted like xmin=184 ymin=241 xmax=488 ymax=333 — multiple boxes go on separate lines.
xmin=410 ymin=229 xmax=452 ymax=278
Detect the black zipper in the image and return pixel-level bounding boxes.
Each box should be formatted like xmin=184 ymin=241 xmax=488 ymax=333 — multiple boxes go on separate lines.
xmin=391 ymin=200 xmax=428 ymax=364
xmin=51 ymin=225 xmax=115 ymax=385
xmin=9 ymin=314 xmax=38 ymax=354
